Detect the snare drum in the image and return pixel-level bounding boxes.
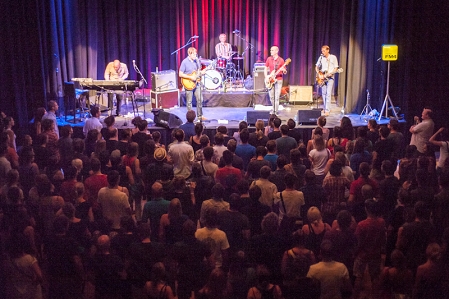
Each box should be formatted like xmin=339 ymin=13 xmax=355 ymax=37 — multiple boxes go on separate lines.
xmin=216 ymin=58 xmax=227 ymax=69
xmin=202 ymin=69 xmax=223 ymax=90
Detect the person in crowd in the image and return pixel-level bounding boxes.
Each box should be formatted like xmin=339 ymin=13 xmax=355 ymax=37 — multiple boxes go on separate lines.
xmin=396 ymin=201 xmax=436 ymax=275
xmin=179 ymin=110 xmax=197 ymax=141
xmin=387 ymin=118 xmax=405 ymax=160
xmin=340 ymin=116 xmax=354 ymax=140
xmin=83 ymin=106 xmax=103 ymax=137
xmin=215 ymin=150 xmax=242 ymax=192
xmin=307 ymin=239 xmax=353 ymax=299
xmin=235 ymin=128 xmax=256 ymax=171
xmin=247 ymin=265 xmax=283 ymax=299
xmin=366 ymin=119 xmax=379 ymax=145
xmin=379 ymin=249 xmax=413 ymax=299
xmin=189 ymin=122 xmax=205 ymax=153
xmin=327 ymin=126 xmax=349 ymax=158
xmin=131 ymin=119 xmax=152 ymax=158
xmin=287 ymin=118 xmax=302 ymax=143
xmin=144 ymin=262 xmax=176 ymax=299
xmin=131 ymin=116 xmax=143 ymax=136
xmin=249 ymin=119 xmax=269 ymax=148
xmin=240 ymin=185 xmax=271 ymax=237
xmin=194 ymin=135 xmax=211 ymax=162
xmin=371 ymin=125 xmax=395 ymax=180
xmin=32 ymin=107 xmax=46 ymax=138
xmin=276 ymin=124 xmax=297 ymax=163
xmin=312 ymin=116 xmax=329 ymax=142
xmin=246 ymin=146 xmax=271 ymax=180
xmin=309 ymin=135 xmax=331 ymax=185
xmin=233 ymin=120 xmax=248 ymax=145
xmin=218 ymin=139 xmax=244 ymax=170
xmin=42 ymin=100 xmax=60 ymax=138
xmin=413 ymin=243 xmax=444 ymax=299
xmin=142 ymin=182 xmax=170 ymax=241
xmin=269 ymin=155 xmax=289 ymax=192
xmin=212 ymin=132 xmax=227 ymax=163
xmin=350 ymin=138 xmax=373 ymax=179
xmin=268 ymin=117 xmax=282 ymax=140
xmin=264 ymin=114 xmax=277 ymax=136
xmin=250 ymin=165 xmax=277 ymax=208
xmin=172 ymin=219 xmax=212 ymax=299
xmin=117 ymin=128 xmax=132 ymax=156
xmin=200 ymin=183 xmax=229 ymax=225
xmin=429 ymin=127 xmax=449 ymax=174
xmin=196 ymin=208 xmax=230 ymax=269
xmin=352 ymin=199 xmax=386 ymax=298
xmin=264 ymin=139 xmax=279 ymax=171
xmin=168 ymin=129 xmax=194 ymax=179
xmin=300 ymin=170 xmax=326 ymax=222
xmin=197 ymin=268 xmax=231 ymax=299
xmin=302 ymin=206 xmax=332 ymax=258
xmin=40 ymin=118 xmax=60 ymax=164
xmin=322 ymin=161 xmax=351 ymax=225
xmin=409 ymin=107 xmax=435 ymax=155
xmin=307 ymin=126 xmax=324 ymax=155
xmin=97 ymin=170 xmax=131 ymax=232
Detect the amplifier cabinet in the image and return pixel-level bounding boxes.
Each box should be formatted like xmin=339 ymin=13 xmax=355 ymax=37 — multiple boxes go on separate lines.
xmin=150 ymin=90 xmax=179 ymax=109
xmin=289 ymin=85 xmax=313 ymax=104
xmin=151 ymin=70 xmax=177 ymax=92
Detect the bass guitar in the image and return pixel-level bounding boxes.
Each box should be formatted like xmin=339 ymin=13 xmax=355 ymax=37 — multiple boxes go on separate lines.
xmin=265 ymin=58 xmax=291 ymax=89
xmin=316 ymin=67 xmax=343 ymax=87
xmin=181 ymin=65 xmax=213 ymax=91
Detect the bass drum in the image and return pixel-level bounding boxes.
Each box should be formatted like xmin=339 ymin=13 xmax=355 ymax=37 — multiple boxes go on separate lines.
xmin=202 ymin=69 xmax=222 ymax=90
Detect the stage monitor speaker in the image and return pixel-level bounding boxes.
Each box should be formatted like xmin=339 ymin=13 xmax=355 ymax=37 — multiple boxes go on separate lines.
xmin=297 ymin=109 xmax=322 ymax=124
xmin=247 ymin=110 xmax=270 ymax=126
xmin=151 ymin=70 xmax=177 ymax=92
xmin=152 ymin=109 xmax=183 ymax=129
xmin=253 ymin=68 xmax=266 ymax=91
xmin=289 ymin=85 xmax=313 ymax=104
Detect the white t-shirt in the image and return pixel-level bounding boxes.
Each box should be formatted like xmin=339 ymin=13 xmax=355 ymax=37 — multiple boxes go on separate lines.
xmin=195 ymin=227 xmax=230 ymax=268
xmin=309 ymin=148 xmax=331 ymax=176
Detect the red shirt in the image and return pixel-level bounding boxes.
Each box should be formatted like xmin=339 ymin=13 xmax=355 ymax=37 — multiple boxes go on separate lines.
xmin=355 ymin=217 xmax=386 ymax=259
xmin=265 ymin=56 xmax=285 ymax=80
xmin=215 ymin=166 xmax=242 ymax=190
xmin=84 ymin=174 xmax=108 ymax=207
xmin=349 ymin=177 xmax=379 ymax=203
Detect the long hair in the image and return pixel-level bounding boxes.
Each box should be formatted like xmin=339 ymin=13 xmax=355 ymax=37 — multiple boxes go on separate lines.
xmin=313 ymin=135 xmax=326 ymax=151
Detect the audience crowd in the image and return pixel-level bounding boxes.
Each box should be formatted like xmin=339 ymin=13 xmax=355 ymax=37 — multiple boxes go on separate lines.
xmin=0 ymin=105 xmax=449 ymax=299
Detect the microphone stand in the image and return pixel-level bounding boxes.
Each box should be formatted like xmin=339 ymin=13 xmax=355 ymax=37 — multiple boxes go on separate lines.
xmin=134 ymin=62 xmax=148 ymax=118
xmin=234 ymin=31 xmax=254 ymax=82
xmin=171 ymin=36 xmax=199 ymax=111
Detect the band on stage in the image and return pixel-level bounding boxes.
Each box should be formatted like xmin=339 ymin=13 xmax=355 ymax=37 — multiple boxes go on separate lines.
xmin=75 ymin=33 xmax=340 ymax=119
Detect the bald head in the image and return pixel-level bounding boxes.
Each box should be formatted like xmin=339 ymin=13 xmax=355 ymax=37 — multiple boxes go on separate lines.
xmin=97 ymin=235 xmax=111 ymax=252
xmin=113 ymin=60 xmax=121 ymax=71
xmin=152 ymin=182 xmax=163 ymax=198
xmin=270 ymin=46 xmax=279 ymax=57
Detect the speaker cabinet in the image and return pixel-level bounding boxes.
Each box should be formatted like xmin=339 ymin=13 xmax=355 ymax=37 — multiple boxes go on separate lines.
xmin=289 ymin=85 xmax=313 ymax=104
xmin=253 ymin=68 xmax=266 ymax=91
xmin=247 ymin=111 xmax=270 ymax=126
xmin=297 ymin=109 xmax=322 ymax=124
xmin=151 ymin=70 xmax=177 ymax=92
xmin=150 ymin=90 xmax=179 ymax=109
xmin=152 ymin=109 xmax=183 ymax=129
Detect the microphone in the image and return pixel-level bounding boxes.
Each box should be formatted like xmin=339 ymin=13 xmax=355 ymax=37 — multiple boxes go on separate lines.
xmin=192 ymin=35 xmax=199 ymax=38
xmin=132 ymin=60 xmax=136 ymax=67
xmin=233 ymin=29 xmax=240 ymax=34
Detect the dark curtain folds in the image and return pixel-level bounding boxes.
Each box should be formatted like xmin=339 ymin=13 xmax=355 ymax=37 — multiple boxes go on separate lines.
xmin=1 ymin=0 xmax=447 ymax=128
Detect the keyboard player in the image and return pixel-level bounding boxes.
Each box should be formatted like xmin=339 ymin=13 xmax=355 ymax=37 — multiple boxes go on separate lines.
xmin=104 ymin=59 xmax=129 ymax=116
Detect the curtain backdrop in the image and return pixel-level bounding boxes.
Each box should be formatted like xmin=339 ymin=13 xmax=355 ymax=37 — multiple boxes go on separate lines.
xmin=1 ymin=0 xmax=447 ymax=129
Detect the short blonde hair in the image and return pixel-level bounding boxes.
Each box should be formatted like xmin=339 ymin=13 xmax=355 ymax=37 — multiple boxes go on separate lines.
xmin=188 ymin=47 xmax=197 ymax=55
xmin=307 ymin=206 xmax=322 ymax=224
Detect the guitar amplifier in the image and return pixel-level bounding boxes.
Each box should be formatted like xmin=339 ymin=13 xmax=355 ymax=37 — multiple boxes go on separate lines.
xmin=253 ymin=68 xmax=266 ymax=91
xmin=289 ymin=86 xmax=313 ymax=104
xmin=151 ymin=70 xmax=177 ymax=92
xmin=150 ymin=90 xmax=179 ymax=109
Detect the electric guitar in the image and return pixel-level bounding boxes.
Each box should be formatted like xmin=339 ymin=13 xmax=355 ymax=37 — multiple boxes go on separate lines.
xmin=265 ymin=58 xmax=291 ymax=89
xmin=181 ymin=65 xmax=213 ymax=91
xmin=316 ymin=67 xmax=343 ymax=87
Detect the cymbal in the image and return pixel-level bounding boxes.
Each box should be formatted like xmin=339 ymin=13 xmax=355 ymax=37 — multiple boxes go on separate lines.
xmin=233 ymin=56 xmax=244 ymax=60
xmin=199 ymin=58 xmax=213 ymax=65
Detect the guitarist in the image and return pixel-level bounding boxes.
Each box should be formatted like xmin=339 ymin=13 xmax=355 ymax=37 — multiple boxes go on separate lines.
xmin=265 ymin=46 xmax=287 ymax=115
xmin=179 ymin=47 xmax=206 ymax=121
xmin=315 ymin=45 xmax=339 ymax=115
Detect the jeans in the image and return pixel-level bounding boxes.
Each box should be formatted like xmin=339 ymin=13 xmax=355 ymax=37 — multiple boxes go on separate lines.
xmin=185 ymin=85 xmax=203 ymax=117
xmin=108 ymin=93 xmax=123 ymax=115
xmin=268 ymin=79 xmax=282 ymax=114
xmin=321 ymin=78 xmax=334 ymax=113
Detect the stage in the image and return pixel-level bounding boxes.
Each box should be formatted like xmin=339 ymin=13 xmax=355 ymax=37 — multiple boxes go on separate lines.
xmin=58 ymin=88 xmax=406 ymax=147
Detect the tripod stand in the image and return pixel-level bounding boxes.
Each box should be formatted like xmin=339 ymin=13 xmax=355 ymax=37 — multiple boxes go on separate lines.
xmin=378 ymin=61 xmax=398 ymax=121
xmin=360 ymin=89 xmax=373 ymax=121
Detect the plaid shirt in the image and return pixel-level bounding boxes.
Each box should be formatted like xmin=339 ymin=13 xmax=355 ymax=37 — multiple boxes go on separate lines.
xmin=322 ymin=175 xmax=351 ymax=213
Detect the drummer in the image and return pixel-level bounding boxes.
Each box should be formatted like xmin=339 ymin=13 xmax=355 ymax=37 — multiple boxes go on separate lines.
xmin=215 ymin=33 xmax=233 ymax=60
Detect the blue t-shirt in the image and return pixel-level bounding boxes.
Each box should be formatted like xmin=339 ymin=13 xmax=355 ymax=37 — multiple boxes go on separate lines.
xmin=180 ymin=57 xmax=201 ymax=76
xmin=264 ymin=154 xmax=279 ymax=171
xmin=235 ymin=144 xmax=256 ymax=171
xmin=179 ymin=122 xmax=196 ymax=141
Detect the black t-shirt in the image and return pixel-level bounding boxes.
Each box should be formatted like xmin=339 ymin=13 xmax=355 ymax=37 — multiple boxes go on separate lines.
xmin=247 ymin=159 xmax=271 ymax=180
xmin=268 ymin=130 xmax=282 ymax=140
xmin=373 ymin=139 xmax=395 ymax=170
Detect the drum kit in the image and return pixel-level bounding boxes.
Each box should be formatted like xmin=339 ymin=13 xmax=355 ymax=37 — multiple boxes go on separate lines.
xmin=199 ymin=52 xmax=245 ymax=90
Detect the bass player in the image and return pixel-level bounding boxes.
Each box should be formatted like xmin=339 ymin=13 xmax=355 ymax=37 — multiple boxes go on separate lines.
xmin=315 ymin=45 xmax=339 ymax=115
xmin=265 ymin=46 xmax=287 ymax=115
xmin=179 ymin=47 xmax=206 ymax=121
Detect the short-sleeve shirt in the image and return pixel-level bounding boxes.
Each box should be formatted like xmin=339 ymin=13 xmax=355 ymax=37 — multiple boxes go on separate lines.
xmin=265 ymin=56 xmax=285 ymax=80
xmin=180 ymin=57 xmax=201 ymax=76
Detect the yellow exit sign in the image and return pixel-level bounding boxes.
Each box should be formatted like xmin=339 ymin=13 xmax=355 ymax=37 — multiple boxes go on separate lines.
xmin=382 ymin=44 xmax=398 ymax=61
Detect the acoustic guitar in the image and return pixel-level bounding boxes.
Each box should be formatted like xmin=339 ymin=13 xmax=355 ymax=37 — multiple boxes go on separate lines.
xmin=264 ymin=58 xmax=291 ymax=89
xmin=316 ymin=67 xmax=343 ymax=87
xmin=181 ymin=65 xmax=213 ymax=91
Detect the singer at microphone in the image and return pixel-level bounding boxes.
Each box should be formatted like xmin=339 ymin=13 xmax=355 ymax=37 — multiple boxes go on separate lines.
xmin=215 ymin=33 xmax=232 ymax=60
